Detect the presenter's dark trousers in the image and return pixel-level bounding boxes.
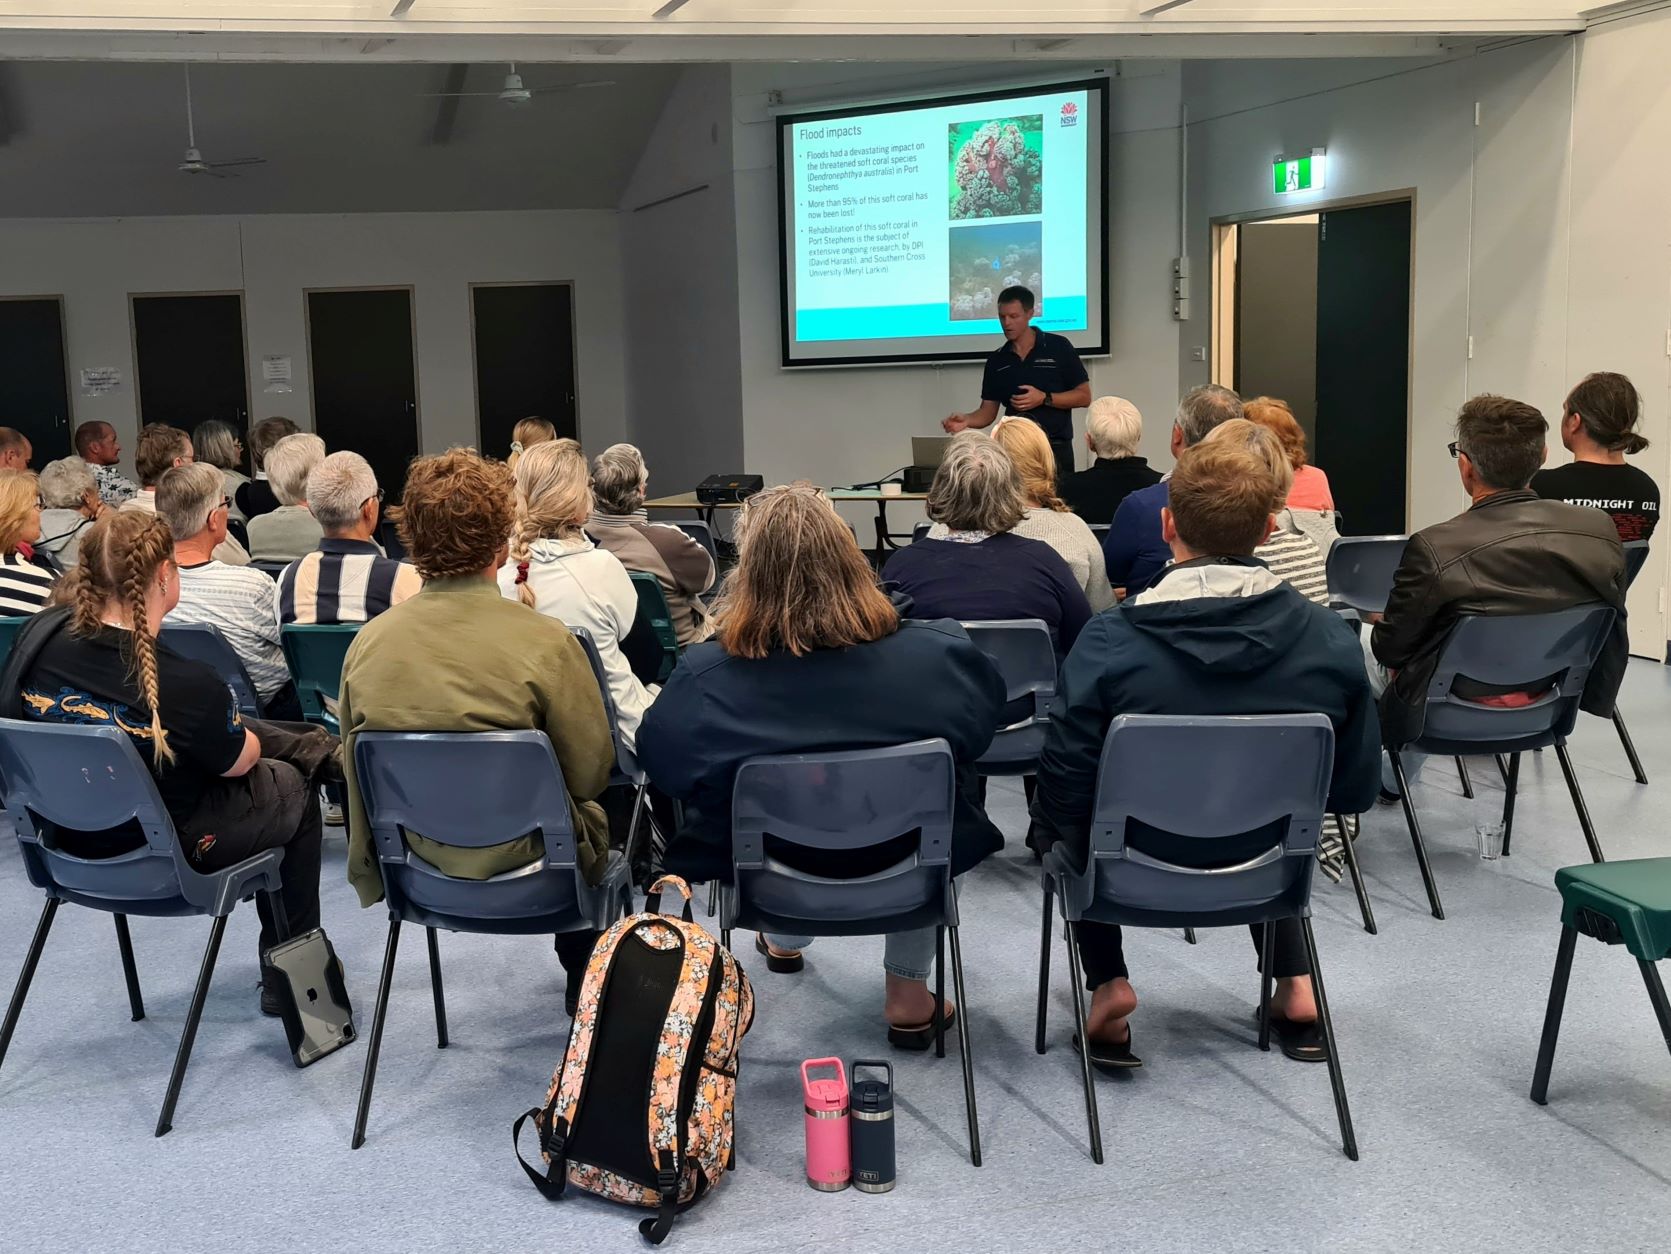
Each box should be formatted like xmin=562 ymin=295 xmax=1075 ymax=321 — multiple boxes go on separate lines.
xmin=1049 ymin=438 xmax=1076 ymax=488
xmin=1074 ymin=919 xmax=1311 ymax=990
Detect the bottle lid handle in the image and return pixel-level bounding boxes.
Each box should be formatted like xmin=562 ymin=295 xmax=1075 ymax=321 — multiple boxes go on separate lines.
xmin=800 ymin=1057 xmax=846 ymax=1091
xmin=849 ymin=1058 xmax=893 ymax=1088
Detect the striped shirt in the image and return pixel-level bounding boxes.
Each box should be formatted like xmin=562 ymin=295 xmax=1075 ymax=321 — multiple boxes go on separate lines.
xmin=168 ymin=560 xmax=291 ymax=697
xmin=276 ymin=538 xmax=422 ymax=626
xmin=0 ymin=552 xmax=57 ymax=616
xmin=1257 ymin=530 xmax=1329 ymax=605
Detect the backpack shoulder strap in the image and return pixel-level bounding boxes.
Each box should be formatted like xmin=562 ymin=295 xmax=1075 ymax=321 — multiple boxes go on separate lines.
xmin=513 ymin=1108 xmax=571 ymax=1200
xmin=0 ymin=605 xmax=73 ymax=721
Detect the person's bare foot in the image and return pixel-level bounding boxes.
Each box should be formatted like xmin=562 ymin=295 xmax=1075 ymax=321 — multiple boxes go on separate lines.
xmin=883 ymin=973 xmax=953 ymax=1029
xmin=1086 ymin=976 xmax=1138 ymax=1046
xmin=1270 ymin=975 xmax=1317 ymax=1023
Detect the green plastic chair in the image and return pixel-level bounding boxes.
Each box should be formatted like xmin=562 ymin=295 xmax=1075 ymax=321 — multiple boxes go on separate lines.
xmin=628 ymin=571 xmax=681 ymax=685
xmin=0 ymin=616 xmax=28 ymax=675
xmin=280 ymin=623 xmax=361 ymax=733
xmin=1531 ymin=858 xmax=1671 ymax=1105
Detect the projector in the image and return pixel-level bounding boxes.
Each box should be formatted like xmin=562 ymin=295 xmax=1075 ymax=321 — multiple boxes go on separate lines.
xmin=696 ymin=474 xmax=763 ymax=505
xmin=902 ymin=466 xmax=937 ymax=494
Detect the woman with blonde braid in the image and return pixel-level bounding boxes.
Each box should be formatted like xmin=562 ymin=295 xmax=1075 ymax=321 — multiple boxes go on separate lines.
xmin=5 ymin=512 xmax=328 ymax=1013
xmin=497 ymin=439 xmax=654 ymax=748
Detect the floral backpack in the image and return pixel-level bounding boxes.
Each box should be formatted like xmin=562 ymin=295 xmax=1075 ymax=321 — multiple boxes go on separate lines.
xmin=514 ymin=876 xmax=755 ymax=1245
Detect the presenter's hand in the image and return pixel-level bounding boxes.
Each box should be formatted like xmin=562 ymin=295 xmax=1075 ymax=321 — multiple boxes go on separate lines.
xmin=1011 ymin=386 xmax=1047 ymax=413
xmin=942 ymin=414 xmax=970 ymax=433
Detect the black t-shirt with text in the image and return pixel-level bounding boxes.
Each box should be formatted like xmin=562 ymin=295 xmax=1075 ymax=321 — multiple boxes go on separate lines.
xmin=21 ymin=626 xmax=246 ymax=824
xmin=1531 ymin=461 xmax=1660 ymax=543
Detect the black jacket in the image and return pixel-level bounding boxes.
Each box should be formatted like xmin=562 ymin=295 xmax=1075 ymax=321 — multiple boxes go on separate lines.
xmin=1371 ymin=489 xmax=1627 ymax=747
xmin=1059 ymin=456 xmax=1162 ymax=526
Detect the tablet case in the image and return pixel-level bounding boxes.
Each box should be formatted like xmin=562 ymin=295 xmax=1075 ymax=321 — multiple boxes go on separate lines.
xmin=261 ymin=928 xmax=356 ymax=1067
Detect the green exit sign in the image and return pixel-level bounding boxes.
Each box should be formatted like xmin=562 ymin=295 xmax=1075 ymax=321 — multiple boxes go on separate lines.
xmin=1274 ymin=148 xmax=1327 ymax=194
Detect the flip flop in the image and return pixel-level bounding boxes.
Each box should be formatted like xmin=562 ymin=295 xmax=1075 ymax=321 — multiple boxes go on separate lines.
xmin=754 ymin=934 xmax=804 ymax=974
xmin=1258 ymin=1008 xmax=1329 ymax=1062
xmin=1071 ymin=1029 xmax=1143 ymax=1072
xmin=887 ymin=1002 xmax=957 ymax=1052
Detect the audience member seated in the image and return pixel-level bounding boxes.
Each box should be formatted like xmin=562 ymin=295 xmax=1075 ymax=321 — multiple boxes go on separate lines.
xmin=74 ymin=420 xmax=137 ymax=506
xmin=1203 ymin=420 xmax=1329 ymax=605
xmin=236 ymin=416 xmax=300 ymax=520
xmin=1369 ymin=395 xmax=1627 ymax=796
xmin=1532 ymin=371 xmax=1660 ymax=543
xmin=884 ymin=432 xmax=1092 ymax=654
xmin=1243 ymin=396 xmax=1340 ymax=557
xmin=500 ymin=439 xmax=655 ymax=749
xmin=122 ymin=424 xmax=250 ymax=567
xmin=1104 ymin=384 xmax=1244 ymax=596
xmin=36 ymin=458 xmax=104 ymax=570
xmin=156 ymin=463 xmax=300 ymax=720
xmin=638 ymin=484 xmax=1005 ymax=1045
xmin=1059 ymin=396 xmax=1162 ymax=525
xmin=586 ymin=443 xmax=717 ymax=646
xmin=193 ymin=419 xmax=250 ymax=523
xmin=0 ymin=471 xmax=56 ymax=615
xmin=1034 ymin=438 xmax=1380 ymax=1068
xmin=507 ymin=416 xmax=558 ymax=471
xmin=247 ymin=433 xmax=326 ymax=563
xmin=0 ymin=426 xmax=32 ymax=471
xmin=337 ymin=448 xmax=615 ymax=1007
xmin=6 ymin=511 xmax=329 ymax=1009
xmin=927 ymin=419 xmax=1114 ymax=611
xmin=277 ymin=451 xmax=420 ymax=625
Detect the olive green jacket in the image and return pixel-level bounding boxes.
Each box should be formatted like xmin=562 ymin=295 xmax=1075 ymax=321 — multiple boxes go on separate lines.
xmin=338 ymin=575 xmax=614 ymax=908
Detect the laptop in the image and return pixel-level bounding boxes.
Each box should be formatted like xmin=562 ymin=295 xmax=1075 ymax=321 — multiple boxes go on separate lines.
xmin=910 ymin=436 xmax=951 ymax=468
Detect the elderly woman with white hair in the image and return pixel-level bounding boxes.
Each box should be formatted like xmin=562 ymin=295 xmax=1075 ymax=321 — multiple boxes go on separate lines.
xmin=247 ymin=432 xmax=326 ymax=563
xmin=37 ymin=456 xmax=105 ymax=568
xmin=1059 ymin=395 xmax=1162 ymax=525
xmin=584 ymin=442 xmax=716 ymax=646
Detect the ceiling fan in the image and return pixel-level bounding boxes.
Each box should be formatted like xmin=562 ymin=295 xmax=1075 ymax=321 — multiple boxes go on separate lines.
xmin=178 ymin=65 xmax=266 ymax=177
xmin=420 ymin=63 xmax=615 ymax=107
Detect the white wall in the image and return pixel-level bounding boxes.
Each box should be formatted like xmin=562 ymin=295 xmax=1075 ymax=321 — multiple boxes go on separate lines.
xmin=0 ymin=209 xmax=630 ymax=474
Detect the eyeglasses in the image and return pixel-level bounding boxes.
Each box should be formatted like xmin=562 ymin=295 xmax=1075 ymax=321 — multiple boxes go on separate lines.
xmin=33 ymin=496 xmax=43 ymax=509
xmin=1448 ymin=441 xmax=1461 ymax=459
xmin=361 ymin=488 xmax=385 ymax=508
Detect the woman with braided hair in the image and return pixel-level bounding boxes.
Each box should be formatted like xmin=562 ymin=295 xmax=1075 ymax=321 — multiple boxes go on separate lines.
xmin=7 ymin=511 xmax=327 ymax=1012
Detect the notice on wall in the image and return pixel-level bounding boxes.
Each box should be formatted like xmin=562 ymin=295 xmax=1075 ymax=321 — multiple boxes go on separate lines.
xmin=262 ymin=355 xmax=293 ymax=394
xmin=78 ymin=367 xmax=123 ymax=396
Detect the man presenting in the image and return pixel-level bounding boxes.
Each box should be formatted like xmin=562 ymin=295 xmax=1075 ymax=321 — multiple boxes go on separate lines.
xmin=944 ymin=285 xmax=1090 ymax=481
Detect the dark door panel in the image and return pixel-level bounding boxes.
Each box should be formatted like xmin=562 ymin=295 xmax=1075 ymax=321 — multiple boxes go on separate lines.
xmin=472 ymin=283 xmax=577 ymax=457
xmin=0 ymin=297 xmax=74 ymax=461
xmin=307 ymin=289 xmax=419 ymax=502
xmin=132 ymin=293 xmax=250 ymax=437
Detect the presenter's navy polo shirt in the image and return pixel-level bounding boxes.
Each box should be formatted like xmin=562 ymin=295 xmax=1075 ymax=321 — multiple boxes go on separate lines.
xmin=979 ymin=330 xmax=1089 ymax=444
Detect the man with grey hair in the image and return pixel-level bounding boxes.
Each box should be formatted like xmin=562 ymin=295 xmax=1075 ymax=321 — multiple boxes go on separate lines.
xmin=1060 ymin=396 xmax=1162 ymax=525
xmin=158 ymin=461 xmax=302 ymax=720
xmin=1103 ymin=384 xmax=1243 ymax=595
xmin=248 ymin=432 xmax=326 ymax=563
xmin=277 ymin=451 xmax=420 ymax=626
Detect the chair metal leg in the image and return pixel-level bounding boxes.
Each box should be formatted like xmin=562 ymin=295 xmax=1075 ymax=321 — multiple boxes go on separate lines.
xmin=946 ymin=925 xmax=981 ymax=1167
xmin=155 ymin=915 xmax=228 ymax=1137
xmin=352 ymin=918 xmax=403 ymax=1149
xmin=0 ymin=898 xmax=60 ymax=1072
xmin=1554 ymin=741 xmax=1606 ymax=864
xmin=1612 ymin=709 xmax=1648 ymax=786
xmin=1501 ymin=753 xmax=1521 ymax=857
xmin=426 ymin=927 xmax=448 ymax=1050
xmin=1639 ymin=960 xmax=1671 ymax=1058
xmin=1035 ymin=888 xmax=1053 ymax=1055
xmin=1530 ymin=925 xmax=1579 ymax=1105
xmin=1061 ymin=920 xmax=1104 ymax=1164
xmin=1495 ymin=754 xmax=1511 ymax=787
xmin=1184 ymin=928 xmax=1198 ymax=944
xmin=935 ymin=926 xmax=947 ymax=1060
xmin=1299 ymin=917 xmax=1358 ymax=1161
xmin=1455 ymin=756 xmax=1475 ymax=799
xmin=114 ymin=914 xmax=145 ymax=1022
xmin=624 ymin=783 xmax=648 ymax=869
xmin=1335 ymin=814 xmax=1377 ymax=935
xmin=1390 ymin=752 xmax=1445 ymax=920
xmin=1257 ymin=921 xmax=1274 ymax=1051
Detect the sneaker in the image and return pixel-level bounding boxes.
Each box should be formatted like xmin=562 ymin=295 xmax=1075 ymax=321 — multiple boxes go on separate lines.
xmin=323 ymin=801 xmax=345 ymax=827
xmin=259 ymin=981 xmax=284 ymax=1017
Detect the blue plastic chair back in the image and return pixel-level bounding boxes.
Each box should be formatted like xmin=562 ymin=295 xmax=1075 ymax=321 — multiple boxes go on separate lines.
xmin=280 ymin=623 xmax=359 ymax=731
xmin=252 ymin=561 xmax=289 ymax=581
xmin=911 ymin=521 xmax=932 ymax=543
xmin=1056 ymin=714 xmax=1333 ymax=928
xmin=0 ymin=615 xmax=27 ymax=674
xmin=1324 ymin=534 xmax=1409 ymax=615
xmin=674 ymin=520 xmax=718 ymax=564
xmin=1089 ymin=523 xmax=1111 ymax=543
xmin=569 ymin=626 xmax=644 ymax=786
xmin=160 ymin=622 xmax=264 ymax=719
xmin=0 ymin=718 xmax=282 ymax=918
xmin=1623 ymin=540 xmax=1649 ymax=589
xmin=353 ymin=730 xmax=616 ymax=933
xmin=628 ymin=570 xmax=680 ymax=684
xmin=959 ymin=619 xmax=1058 ymax=774
xmin=1409 ymin=605 xmax=1615 ymax=753
xmin=726 ymin=739 xmax=956 ymax=937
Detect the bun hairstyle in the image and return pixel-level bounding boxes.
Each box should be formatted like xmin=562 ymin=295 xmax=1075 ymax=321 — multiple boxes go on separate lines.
xmin=508 ymin=439 xmax=592 ymax=608
xmin=66 ymin=512 xmax=178 ymax=764
xmin=507 ymin=417 xmax=558 ymax=471
xmin=1564 ymin=372 xmax=1649 ymax=455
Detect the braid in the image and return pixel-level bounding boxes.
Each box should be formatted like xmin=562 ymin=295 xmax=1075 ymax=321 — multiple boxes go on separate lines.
xmin=509 ymin=440 xmax=593 ymax=609
xmin=120 ymin=534 xmax=174 ymax=766
xmin=509 ymin=508 xmax=543 ymax=608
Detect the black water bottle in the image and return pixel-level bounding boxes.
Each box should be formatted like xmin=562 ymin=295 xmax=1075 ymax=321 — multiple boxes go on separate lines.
xmin=849 ymin=1059 xmax=896 ymax=1194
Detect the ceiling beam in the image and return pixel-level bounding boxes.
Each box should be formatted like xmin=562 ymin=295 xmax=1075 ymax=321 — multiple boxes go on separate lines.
xmin=428 ymin=61 xmax=467 ymax=146
xmin=1140 ymin=0 xmax=1195 ymax=14
xmin=390 ymin=0 xmax=417 ymax=16
xmin=651 ymin=0 xmax=693 ymax=17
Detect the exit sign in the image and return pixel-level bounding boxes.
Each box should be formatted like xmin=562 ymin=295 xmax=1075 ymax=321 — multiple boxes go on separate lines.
xmin=1274 ymin=148 xmax=1327 ymax=195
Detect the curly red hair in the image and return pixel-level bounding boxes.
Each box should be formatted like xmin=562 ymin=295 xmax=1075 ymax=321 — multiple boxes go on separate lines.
xmin=397 ymin=449 xmax=515 ymax=581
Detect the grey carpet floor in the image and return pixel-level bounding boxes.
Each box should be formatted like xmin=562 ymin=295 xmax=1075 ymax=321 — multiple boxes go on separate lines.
xmin=2 ymin=661 xmax=1668 ymax=1253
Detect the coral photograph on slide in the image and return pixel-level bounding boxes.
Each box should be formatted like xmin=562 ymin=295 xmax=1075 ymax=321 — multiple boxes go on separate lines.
xmin=948 ymin=115 xmax=1044 ymax=220
xmin=948 ymin=221 xmax=1042 ymax=321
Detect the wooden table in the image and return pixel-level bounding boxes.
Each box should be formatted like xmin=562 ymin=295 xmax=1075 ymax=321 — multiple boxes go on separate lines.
xmin=644 ymin=489 xmax=927 ymax=560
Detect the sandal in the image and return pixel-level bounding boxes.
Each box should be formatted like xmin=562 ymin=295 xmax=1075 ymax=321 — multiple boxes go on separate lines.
xmin=887 ymin=1002 xmax=957 ymax=1052
xmin=1071 ymin=1029 xmax=1143 ymax=1072
xmin=1259 ymin=1008 xmax=1329 ymax=1062
xmin=754 ymin=934 xmax=804 ymax=975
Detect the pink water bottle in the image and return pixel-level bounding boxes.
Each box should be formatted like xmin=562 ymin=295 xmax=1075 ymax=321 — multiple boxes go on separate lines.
xmin=801 ymin=1057 xmax=851 ymax=1192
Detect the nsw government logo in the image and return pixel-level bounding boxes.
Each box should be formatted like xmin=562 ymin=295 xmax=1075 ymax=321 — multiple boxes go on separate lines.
xmin=1059 ymin=101 xmax=1079 ymax=127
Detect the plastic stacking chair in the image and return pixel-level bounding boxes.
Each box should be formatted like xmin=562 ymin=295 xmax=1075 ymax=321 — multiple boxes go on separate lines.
xmin=349 ymin=730 xmax=634 ymax=1149
xmin=628 ymin=571 xmax=681 ymax=684
xmin=280 ymin=623 xmax=359 ymax=732
xmin=1324 ymin=534 xmax=1409 ymax=618
xmin=1036 ymin=714 xmax=1357 ymax=1163
xmin=251 ymin=561 xmax=289 ymax=581
xmin=0 ymin=720 xmax=289 ymax=1137
xmin=911 ymin=521 xmax=932 ymax=543
xmin=674 ymin=519 xmax=718 ymax=564
xmin=1532 ymin=858 xmax=1671 ymax=1105
xmin=1609 ymin=542 xmax=1651 ymax=785
xmin=570 ymin=627 xmax=663 ymax=878
xmin=0 ymin=615 xmax=27 ymax=673
xmin=718 ymin=739 xmax=982 ymax=1166
xmin=160 ymin=622 xmax=264 ymax=720
xmin=1089 ymin=523 xmax=1111 ymax=543
xmin=958 ymin=619 xmax=1058 ymax=776
xmin=1386 ymin=605 xmax=1616 ymax=922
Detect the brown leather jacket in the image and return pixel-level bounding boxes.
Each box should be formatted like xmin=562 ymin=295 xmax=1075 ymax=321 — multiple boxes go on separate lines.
xmin=1371 ymin=488 xmax=1627 ymax=747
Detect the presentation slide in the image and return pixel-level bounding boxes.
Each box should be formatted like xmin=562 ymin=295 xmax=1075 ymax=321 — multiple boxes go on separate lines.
xmin=777 ymin=77 xmax=1108 ymax=368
